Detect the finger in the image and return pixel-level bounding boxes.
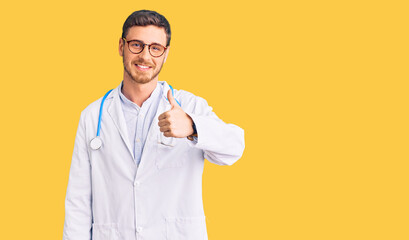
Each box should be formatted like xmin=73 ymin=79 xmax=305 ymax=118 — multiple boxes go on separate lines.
xmin=160 ymin=126 xmax=171 ymax=132
xmin=163 ymin=130 xmax=174 ymax=138
xmin=167 ymin=89 xmax=178 ymax=109
xmin=158 ymin=112 xmax=169 ymax=120
xmin=158 ymin=120 xmax=170 ymax=127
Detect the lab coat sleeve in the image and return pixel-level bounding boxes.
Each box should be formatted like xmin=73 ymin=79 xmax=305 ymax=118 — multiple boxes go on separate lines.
xmin=63 ymin=111 xmax=93 ymax=240
xmin=185 ymin=96 xmax=245 ymax=166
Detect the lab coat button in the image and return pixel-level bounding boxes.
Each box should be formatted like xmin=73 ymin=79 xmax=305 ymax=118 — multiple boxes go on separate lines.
xmin=136 ymin=227 xmax=143 ymax=233
xmin=134 ymin=181 xmax=140 ymax=186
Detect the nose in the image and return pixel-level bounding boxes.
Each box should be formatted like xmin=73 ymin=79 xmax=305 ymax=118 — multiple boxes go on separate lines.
xmin=138 ymin=45 xmax=151 ymax=61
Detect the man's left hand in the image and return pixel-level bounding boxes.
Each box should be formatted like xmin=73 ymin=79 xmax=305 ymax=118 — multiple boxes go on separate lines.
xmin=158 ymin=90 xmax=194 ymax=138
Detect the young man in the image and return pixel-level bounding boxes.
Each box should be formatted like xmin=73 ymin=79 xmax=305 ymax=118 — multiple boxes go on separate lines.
xmin=63 ymin=10 xmax=245 ymax=240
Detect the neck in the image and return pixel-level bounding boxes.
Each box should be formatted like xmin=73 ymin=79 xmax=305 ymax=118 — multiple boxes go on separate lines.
xmin=121 ymin=78 xmax=158 ymax=107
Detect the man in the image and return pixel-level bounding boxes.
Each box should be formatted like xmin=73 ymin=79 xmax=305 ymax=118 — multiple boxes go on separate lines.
xmin=63 ymin=10 xmax=244 ymax=240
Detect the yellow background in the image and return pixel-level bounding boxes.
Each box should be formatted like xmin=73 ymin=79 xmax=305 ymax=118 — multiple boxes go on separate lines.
xmin=0 ymin=0 xmax=408 ymax=239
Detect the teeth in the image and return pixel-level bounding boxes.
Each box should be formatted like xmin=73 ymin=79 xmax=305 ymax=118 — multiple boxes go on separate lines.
xmin=137 ymin=65 xmax=149 ymax=69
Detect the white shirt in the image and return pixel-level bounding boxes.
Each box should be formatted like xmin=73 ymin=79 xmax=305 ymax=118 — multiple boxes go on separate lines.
xmin=118 ymin=81 xmax=162 ymax=166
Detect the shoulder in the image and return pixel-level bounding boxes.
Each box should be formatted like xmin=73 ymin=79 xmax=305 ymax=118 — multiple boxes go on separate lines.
xmin=174 ymin=89 xmax=207 ymax=105
xmin=173 ymin=88 xmax=213 ymax=114
xmin=81 ymin=98 xmax=101 ymax=116
xmin=79 ymin=89 xmax=116 ymax=119
xmin=159 ymin=81 xmax=207 ymax=106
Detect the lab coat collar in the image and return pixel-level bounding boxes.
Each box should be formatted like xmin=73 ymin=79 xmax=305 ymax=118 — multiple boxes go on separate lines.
xmin=155 ymin=81 xmax=174 ymax=115
xmin=156 ymin=80 xmax=174 ymax=117
xmin=159 ymin=80 xmax=172 ymax=102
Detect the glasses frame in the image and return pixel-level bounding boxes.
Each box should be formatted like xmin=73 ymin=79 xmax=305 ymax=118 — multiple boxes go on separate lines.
xmin=122 ymin=38 xmax=167 ymax=58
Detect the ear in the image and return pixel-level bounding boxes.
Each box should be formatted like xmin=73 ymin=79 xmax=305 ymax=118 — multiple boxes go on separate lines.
xmin=119 ymin=37 xmax=124 ymax=57
xmin=163 ymin=46 xmax=170 ymax=63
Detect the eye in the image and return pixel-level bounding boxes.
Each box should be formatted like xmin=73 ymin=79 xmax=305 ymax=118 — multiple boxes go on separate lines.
xmin=151 ymin=45 xmax=163 ymax=52
xmin=131 ymin=42 xmax=142 ymax=48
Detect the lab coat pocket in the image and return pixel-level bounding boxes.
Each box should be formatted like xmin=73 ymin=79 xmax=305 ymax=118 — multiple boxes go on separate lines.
xmin=166 ymin=216 xmax=207 ymax=240
xmin=92 ymin=223 xmax=120 ymax=240
xmin=155 ymin=132 xmax=190 ymax=169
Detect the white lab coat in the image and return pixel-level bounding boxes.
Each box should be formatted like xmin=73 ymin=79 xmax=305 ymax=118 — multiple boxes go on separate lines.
xmin=63 ymin=81 xmax=245 ymax=240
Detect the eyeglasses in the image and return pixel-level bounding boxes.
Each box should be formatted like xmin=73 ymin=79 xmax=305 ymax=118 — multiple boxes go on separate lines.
xmin=122 ymin=38 xmax=167 ymax=57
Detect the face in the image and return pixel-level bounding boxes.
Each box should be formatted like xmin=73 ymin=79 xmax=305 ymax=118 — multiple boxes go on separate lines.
xmin=119 ymin=25 xmax=169 ymax=84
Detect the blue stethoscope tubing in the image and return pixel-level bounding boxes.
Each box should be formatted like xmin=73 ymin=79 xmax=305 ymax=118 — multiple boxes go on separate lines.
xmin=90 ymin=84 xmax=179 ymax=150
xmin=97 ymin=89 xmax=114 ymax=137
xmin=168 ymin=84 xmax=181 ymax=106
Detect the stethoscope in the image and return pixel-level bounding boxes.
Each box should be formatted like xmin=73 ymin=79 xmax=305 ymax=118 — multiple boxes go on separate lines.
xmin=89 ymin=84 xmax=180 ymax=150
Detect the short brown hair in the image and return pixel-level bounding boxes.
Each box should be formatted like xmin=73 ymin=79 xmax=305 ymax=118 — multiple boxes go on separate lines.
xmin=122 ymin=10 xmax=171 ymax=46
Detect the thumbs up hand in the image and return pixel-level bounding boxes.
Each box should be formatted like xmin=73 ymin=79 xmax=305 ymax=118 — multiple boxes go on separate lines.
xmin=158 ymin=89 xmax=195 ymax=138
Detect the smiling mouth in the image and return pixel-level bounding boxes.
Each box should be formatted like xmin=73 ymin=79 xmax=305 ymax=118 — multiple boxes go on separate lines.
xmin=135 ymin=64 xmax=152 ymax=72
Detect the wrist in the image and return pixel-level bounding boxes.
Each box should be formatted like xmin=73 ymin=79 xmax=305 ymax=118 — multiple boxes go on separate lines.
xmin=187 ymin=122 xmax=198 ymax=141
xmin=192 ymin=122 xmax=197 ymax=135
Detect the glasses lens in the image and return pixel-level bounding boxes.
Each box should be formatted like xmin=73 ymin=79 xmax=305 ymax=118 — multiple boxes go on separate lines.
xmin=149 ymin=44 xmax=165 ymax=57
xmin=128 ymin=40 xmax=143 ymax=54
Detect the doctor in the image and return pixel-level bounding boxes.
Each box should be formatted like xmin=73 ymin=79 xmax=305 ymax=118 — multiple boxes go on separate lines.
xmin=63 ymin=10 xmax=245 ymax=240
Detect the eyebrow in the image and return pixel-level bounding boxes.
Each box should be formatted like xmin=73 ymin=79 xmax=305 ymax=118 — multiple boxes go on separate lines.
xmin=128 ymin=39 xmax=165 ymax=46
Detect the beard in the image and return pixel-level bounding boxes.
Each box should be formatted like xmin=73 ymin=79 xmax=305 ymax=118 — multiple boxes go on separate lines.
xmin=123 ymin=58 xmax=164 ymax=84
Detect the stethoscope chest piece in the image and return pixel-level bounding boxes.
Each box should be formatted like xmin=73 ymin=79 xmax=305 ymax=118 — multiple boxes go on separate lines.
xmin=90 ymin=137 xmax=102 ymax=150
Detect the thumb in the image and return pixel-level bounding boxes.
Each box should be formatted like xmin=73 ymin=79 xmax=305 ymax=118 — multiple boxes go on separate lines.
xmin=167 ymin=89 xmax=178 ymax=108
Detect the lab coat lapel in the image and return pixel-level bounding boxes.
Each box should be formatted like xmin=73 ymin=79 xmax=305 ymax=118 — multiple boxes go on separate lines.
xmin=107 ymin=86 xmax=135 ymax=160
